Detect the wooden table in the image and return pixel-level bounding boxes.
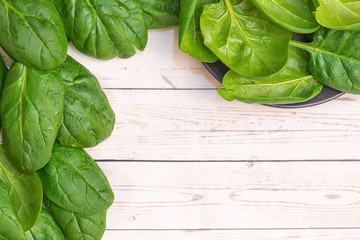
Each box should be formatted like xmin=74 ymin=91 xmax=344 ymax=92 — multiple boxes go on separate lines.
xmin=69 ymin=28 xmax=360 ymax=239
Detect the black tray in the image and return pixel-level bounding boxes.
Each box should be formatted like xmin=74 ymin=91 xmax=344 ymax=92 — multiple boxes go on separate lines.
xmin=203 ymin=60 xmax=344 ymax=108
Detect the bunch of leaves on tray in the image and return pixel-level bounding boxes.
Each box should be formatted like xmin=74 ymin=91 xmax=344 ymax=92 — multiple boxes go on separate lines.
xmin=178 ymin=0 xmax=360 ymax=104
xmin=51 ymin=0 xmax=180 ymax=59
xmin=0 ymin=0 xmax=119 ymax=239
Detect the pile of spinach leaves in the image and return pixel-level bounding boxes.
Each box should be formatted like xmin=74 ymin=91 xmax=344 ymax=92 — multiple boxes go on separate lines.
xmin=179 ymin=0 xmax=360 ymax=104
xmin=0 ymin=0 xmax=179 ymax=239
xmin=1 ymin=0 xmax=359 ymax=237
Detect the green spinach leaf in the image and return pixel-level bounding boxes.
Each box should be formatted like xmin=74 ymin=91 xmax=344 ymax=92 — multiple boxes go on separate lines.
xmin=57 ymin=0 xmax=147 ymax=59
xmin=57 ymin=56 xmax=115 ymax=148
xmin=0 ymin=63 xmax=64 ymax=172
xmin=0 ymin=146 xmax=43 ymax=231
xmin=25 ymin=208 xmax=65 ymax=240
xmin=218 ymin=46 xmax=323 ymax=104
xmin=0 ymin=0 xmax=67 ymax=70
xmin=250 ymin=0 xmax=319 ymax=33
xmin=0 ymin=56 xmax=8 ymax=129
xmin=200 ymin=0 xmax=291 ymax=77
xmin=138 ymin=0 xmax=179 ymax=29
xmin=290 ymin=28 xmax=360 ymax=94
xmin=312 ymin=0 xmax=319 ymax=8
xmin=45 ymin=198 xmax=106 ymax=240
xmin=0 ymin=179 xmax=25 ymax=240
xmin=315 ymin=0 xmax=360 ymax=30
xmin=38 ymin=144 xmax=114 ymax=215
xmin=0 ymin=55 xmax=8 ymax=91
xmin=179 ymin=0 xmax=218 ymax=62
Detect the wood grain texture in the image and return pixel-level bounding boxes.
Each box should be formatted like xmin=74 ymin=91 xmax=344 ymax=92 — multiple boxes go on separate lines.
xmin=103 ymin=229 xmax=360 ymax=240
xmin=98 ymin=162 xmax=360 ymax=229
xmin=86 ymin=90 xmax=360 ymax=160
xmin=67 ymin=28 xmax=221 ymax=89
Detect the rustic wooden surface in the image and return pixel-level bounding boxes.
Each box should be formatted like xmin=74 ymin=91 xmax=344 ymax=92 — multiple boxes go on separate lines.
xmin=67 ymin=28 xmax=360 ymax=239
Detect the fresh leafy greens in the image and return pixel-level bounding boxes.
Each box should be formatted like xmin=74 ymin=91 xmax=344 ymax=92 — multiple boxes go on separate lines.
xmin=25 ymin=208 xmax=65 ymax=240
xmin=0 ymin=146 xmax=43 ymax=231
xmin=56 ymin=0 xmax=148 ymax=59
xmin=0 ymin=63 xmax=64 ymax=172
xmin=38 ymin=144 xmax=114 ymax=215
xmin=57 ymin=56 xmax=115 ymax=148
xmin=250 ymin=0 xmax=320 ymax=33
xmin=0 ymin=179 xmax=25 ymax=240
xmin=0 ymin=56 xmax=8 ymax=129
xmin=218 ymin=46 xmax=323 ymax=104
xmin=200 ymin=0 xmax=291 ymax=77
xmin=138 ymin=0 xmax=180 ymax=29
xmin=0 ymin=55 xmax=7 ymax=91
xmin=0 ymin=0 xmax=67 ymax=70
xmin=290 ymin=28 xmax=360 ymax=94
xmin=315 ymin=0 xmax=360 ymax=30
xmin=45 ymin=198 xmax=106 ymax=240
xmin=179 ymin=0 xmax=218 ymax=62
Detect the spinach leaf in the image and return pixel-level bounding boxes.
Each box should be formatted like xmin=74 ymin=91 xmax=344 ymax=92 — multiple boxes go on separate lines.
xmin=290 ymin=28 xmax=360 ymax=94
xmin=250 ymin=0 xmax=319 ymax=33
xmin=0 ymin=146 xmax=43 ymax=231
xmin=218 ymin=46 xmax=323 ymax=104
xmin=138 ymin=0 xmax=180 ymax=29
xmin=0 ymin=55 xmax=8 ymax=89
xmin=0 ymin=179 xmax=25 ymax=240
xmin=58 ymin=0 xmax=147 ymax=59
xmin=0 ymin=0 xmax=67 ymax=70
xmin=0 ymin=56 xmax=8 ymax=129
xmin=38 ymin=144 xmax=114 ymax=215
xmin=57 ymin=56 xmax=115 ymax=148
xmin=315 ymin=0 xmax=360 ymax=30
xmin=200 ymin=0 xmax=291 ymax=77
xmin=0 ymin=63 xmax=64 ymax=172
xmin=45 ymin=198 xmax=106 ymax=240
xmin=179 ymin=0 xmax=218 ymax=62
xmin=312 ymin=0 xmax=319 ymax=8
xmin=25 ymin=208 xmax=65 ymax=240
xmin=49 ymin=0 xmax=64 ymax=18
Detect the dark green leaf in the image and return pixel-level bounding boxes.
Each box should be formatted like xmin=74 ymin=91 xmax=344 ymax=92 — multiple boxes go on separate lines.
xmin=0 ymin=63 xmax=64 ymax=172
xmin=45 ymin=198 xmax=106 ymax=240
xmin=312 ymin=0 xmax=319 ymax=8
xmin=0 ymin=179 xmax=25 ymax=240
xmin=58 ymin=0 xmax=148 ymax=59
xmin=290 ymin=28 xmax=360 ymax=94
xmin=0 ymin=146 xmax=43 ymax=231
xmin=139 ymin=0 xmax=180 ymax=29
xmin=218 ymin=46 xmax=323 ymax=104
xmin=57 ymin=56 xmax=115 ymax=148
xmin=0 ymin=0 xmax=67 ymax=70
xmin=25 ymin=208 xmax=65 ymax=240
xmin=200 ymin=0 xmax=291 ymax=77
xmin=250 ymin=0 xmax=319 ymax=33
xmin=38 ymin=144 xmax=114 ymax=215
xmin=315 ymin=0 xmax=360 ymax=30
xmin=49 ymin=0 xmax=64 ymax=18
xmin=0 ymin=56 xmax=8 ymax=129
xmin=0 ymin=55 xmax=8 ymax=91
xmin=179 ymin=0 xmax=218 ymax=62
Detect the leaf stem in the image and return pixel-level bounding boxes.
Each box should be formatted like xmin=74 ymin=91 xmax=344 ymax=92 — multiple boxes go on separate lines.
xmin=289 ymin=40 xmax=309 ymax=51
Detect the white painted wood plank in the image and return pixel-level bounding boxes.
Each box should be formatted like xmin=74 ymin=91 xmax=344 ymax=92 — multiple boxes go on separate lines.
xmin=67 ymin=28 xmax=221 ymax=89
xmin=104 ymin=90 xmax=360 ymax=131
xmin=90 ymin=130 xmax=360 ymax=160
xmin=103 ymin=229 xmax=360 ymax=240
xmin=87 ymin=90 xmax=360 ymax=160
xmin=98 ymin=162 xmax=360 ymax=229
